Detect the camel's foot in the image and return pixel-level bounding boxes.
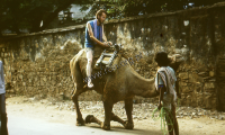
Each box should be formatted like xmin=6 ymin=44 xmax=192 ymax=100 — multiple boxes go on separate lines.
xmin=101 ymin=123 xmax=111 ymax=130
xmin=76 ymin=117 xmax=85 ymax=126
xmin=85 ymin=115 xmax=94 ymax=124
xmin=124 ymin=121 xmax=134 ymax=129
xmin=85 ymin=115 xmax=102 ymax=126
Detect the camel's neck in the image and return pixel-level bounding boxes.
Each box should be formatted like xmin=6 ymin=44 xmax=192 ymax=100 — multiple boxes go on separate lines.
xmin=126 ymin=66 xmax=158 ymax=98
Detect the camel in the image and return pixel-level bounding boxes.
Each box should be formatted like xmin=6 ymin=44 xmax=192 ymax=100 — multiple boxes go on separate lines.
xmin=70 ymin=45 xmax=182 ymax=130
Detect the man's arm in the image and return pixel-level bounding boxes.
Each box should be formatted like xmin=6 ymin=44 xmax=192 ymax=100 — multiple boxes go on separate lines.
xmin=87 ymin=22 xmax=109 ymax=48
xmin=1 ymin=62 xmax=5 ymax=90
xmin=158 ymin=85 xmax=165 ymax=109
xmin=157 ymin=73 xmax=165 ymax=110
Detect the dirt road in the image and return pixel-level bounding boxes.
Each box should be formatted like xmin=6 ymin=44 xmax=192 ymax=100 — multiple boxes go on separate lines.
xmin=6 ymin=97 xmax=225 ymax=135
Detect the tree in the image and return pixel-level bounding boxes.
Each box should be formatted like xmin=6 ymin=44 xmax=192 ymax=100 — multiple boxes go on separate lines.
xmin=0 ymin=0 xmax=94 ymax=36
xmin=1 ymin=0 xmax=224 ymax=37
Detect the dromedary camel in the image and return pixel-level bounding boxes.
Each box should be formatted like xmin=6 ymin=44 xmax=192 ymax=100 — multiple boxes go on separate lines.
xmin=70 ymin=45 xmax=181 ymax=130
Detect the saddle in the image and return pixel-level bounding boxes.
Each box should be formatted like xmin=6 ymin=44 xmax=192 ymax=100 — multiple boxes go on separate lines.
xmin=93 ymin=44 xmax=122 ymax=72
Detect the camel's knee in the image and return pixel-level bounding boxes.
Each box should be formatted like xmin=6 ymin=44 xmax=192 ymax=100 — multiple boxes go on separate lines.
xmin=71 ymin=94 xmax=77 ymax=101
xmin=71 ymin=90 xmax=79 ymax=101
xmin=71 ymin=88 xmax=84 ymax=101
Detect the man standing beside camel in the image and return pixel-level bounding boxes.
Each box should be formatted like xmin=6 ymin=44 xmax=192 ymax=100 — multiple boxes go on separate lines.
xmin=0 ymin=60 xmax=8 ymax=135
xmin=84 ymin=9 xmax=112 ymax=88
xmin=154 ymin=52 xmax=180 ymax=135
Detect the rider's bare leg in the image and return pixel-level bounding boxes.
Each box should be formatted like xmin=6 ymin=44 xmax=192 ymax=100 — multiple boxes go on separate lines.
xmin=86 ymin=48 xmax=94 ymax=88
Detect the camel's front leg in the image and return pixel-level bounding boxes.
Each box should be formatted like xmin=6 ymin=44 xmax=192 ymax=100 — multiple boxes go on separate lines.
xmin=101 ymin=101 xmax=113 ymax=130
xmin=111 ymin=113 xmax=126 ymax=126
xmin=124 ymin=98 xmax=134 ymax=129
xmin=71 ymin=89 xmax=85 ymax=126
xmin=85 ymin=113 xmax=127 ymax=128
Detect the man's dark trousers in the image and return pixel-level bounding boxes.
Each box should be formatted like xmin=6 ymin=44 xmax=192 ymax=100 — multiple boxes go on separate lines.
xmin=0 ymin=94 xmax=8 ymax=135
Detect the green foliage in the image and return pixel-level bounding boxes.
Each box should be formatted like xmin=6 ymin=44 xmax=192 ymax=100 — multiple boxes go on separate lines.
xmin=1 ymin=0 xmax=225 ymax=35
xmin=0 ymin=0 xmax=93 ymax=34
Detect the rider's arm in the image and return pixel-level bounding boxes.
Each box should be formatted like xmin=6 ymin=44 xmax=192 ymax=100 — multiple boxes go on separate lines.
xmin=87 ymin=22 xmax=109 ymax=48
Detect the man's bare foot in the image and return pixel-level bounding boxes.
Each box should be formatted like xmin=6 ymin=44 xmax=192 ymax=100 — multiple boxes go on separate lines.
xmin=88 ymin=81 xmax=94 ymax=88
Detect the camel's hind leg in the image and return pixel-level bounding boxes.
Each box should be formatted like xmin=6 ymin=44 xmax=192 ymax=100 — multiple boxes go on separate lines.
xmin=70 ymin=55 xmax=87 ymax=126
xmin=72 ymin=87 xmax=86 ymax=126
xmin=124 ymin=98 xmax=134 ymax=129
xmin=70 ymin=64 xmax=86 ymax=126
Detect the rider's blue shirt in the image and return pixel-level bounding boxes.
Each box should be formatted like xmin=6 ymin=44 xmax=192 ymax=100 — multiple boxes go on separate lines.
xmin=84 ymin=20 xmax=101 ymax=48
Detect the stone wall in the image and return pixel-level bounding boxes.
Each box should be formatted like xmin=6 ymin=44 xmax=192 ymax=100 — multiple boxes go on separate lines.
xmin=1 ymin=2 xmax=225 ymax=111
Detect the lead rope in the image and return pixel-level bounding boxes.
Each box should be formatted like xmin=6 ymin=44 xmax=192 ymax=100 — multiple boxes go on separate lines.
xmin=152 ymin=104 xmax=174 ymax=135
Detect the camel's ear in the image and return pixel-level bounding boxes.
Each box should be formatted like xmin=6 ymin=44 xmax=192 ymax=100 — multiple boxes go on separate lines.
xmin=168 ymin=54 xmax=182 ymax=63
xmin=170 ymin=62 xmax=182 ymax=72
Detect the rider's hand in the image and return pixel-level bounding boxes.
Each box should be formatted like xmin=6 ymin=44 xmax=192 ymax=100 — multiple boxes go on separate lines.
xmin=103 ymin=42 xmax=110 ymax=48
xmin=108 ymin=41 xmax=112 ymax=46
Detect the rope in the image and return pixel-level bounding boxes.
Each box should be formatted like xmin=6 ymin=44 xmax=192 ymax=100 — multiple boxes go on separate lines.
xmin=152 ymin=103 xmax=174 ymax=135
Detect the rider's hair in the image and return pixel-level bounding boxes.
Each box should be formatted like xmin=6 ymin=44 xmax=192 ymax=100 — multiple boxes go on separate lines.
xmin=154 ymin=52 xmax=171 ymax=67
xmin=96 ymin=9 xmax=107 ymax=19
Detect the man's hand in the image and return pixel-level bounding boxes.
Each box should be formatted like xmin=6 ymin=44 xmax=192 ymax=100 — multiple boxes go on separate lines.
xmin=158 ymin=104 xmax=162 ymax=110
xmin=103 ymin=42 xmax=110 ymax=48
xmin=103 ymin=41 xmax=112 ymax=48
xmin=108 ymin=41 xmax=112 ymax=46
xmin=178 ymin=92 xmax=181 ymax=99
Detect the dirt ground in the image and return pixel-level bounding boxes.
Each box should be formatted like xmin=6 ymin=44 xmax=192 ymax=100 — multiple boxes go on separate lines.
xmin=5 ymin=96 xmax=225 ymax=135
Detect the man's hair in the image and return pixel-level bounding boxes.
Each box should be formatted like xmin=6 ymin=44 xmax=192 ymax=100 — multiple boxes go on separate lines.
xmin=96 ymin=9 xmax=107 ymax=19
xmin=154 ymin=52 xmax=171 ymax=67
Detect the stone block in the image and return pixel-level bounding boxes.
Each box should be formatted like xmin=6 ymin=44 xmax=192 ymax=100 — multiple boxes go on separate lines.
xmin=197 ymin=92 xmax=206 ymax=108
xmin=186 ymin=82 xmax=202 ymax=92
xmin=204 ymin=82 xmax=215 ymax=90
xmin=10 ymin=63 xmax=18 ymax=72
xmin=180 ymin=81 xmax=190 ymax=93
xmin=11 ymin=72 xmax=17 ymax=81
xmin=62 ymin=62 xmax=70 ymax=72
xmin=189 ymin=72 xmax=202 ymax=82
xmin=17 ymin=72 xmax=27 ymax=81
xmin=26 ymin=62 xmax=36 ymax=72
xmin=205 ymin=98 xmax=217 ymax=109
xmin=54 ymin=61 xmax=63 ymax=72
xmin=36 ymin=63 xmax=46 ymax=72
xmin=35 ymin=90 xmax=47 ymax=99
xmin=45 ymin=63 xmax=54 ymax=72
xmin=63 ymin=90 xmax=72 ymax=100
xmin=179 ymin=72 xmax=188 ymax=80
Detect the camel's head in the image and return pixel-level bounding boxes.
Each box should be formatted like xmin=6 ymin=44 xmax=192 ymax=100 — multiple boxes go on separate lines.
xmin=168 ymin=54 xmax=184 ymax=63
xmin=168 ymin=54 xmax=187 ymax=72
xmin=117 ymin=44 xmax=135 ymax=59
